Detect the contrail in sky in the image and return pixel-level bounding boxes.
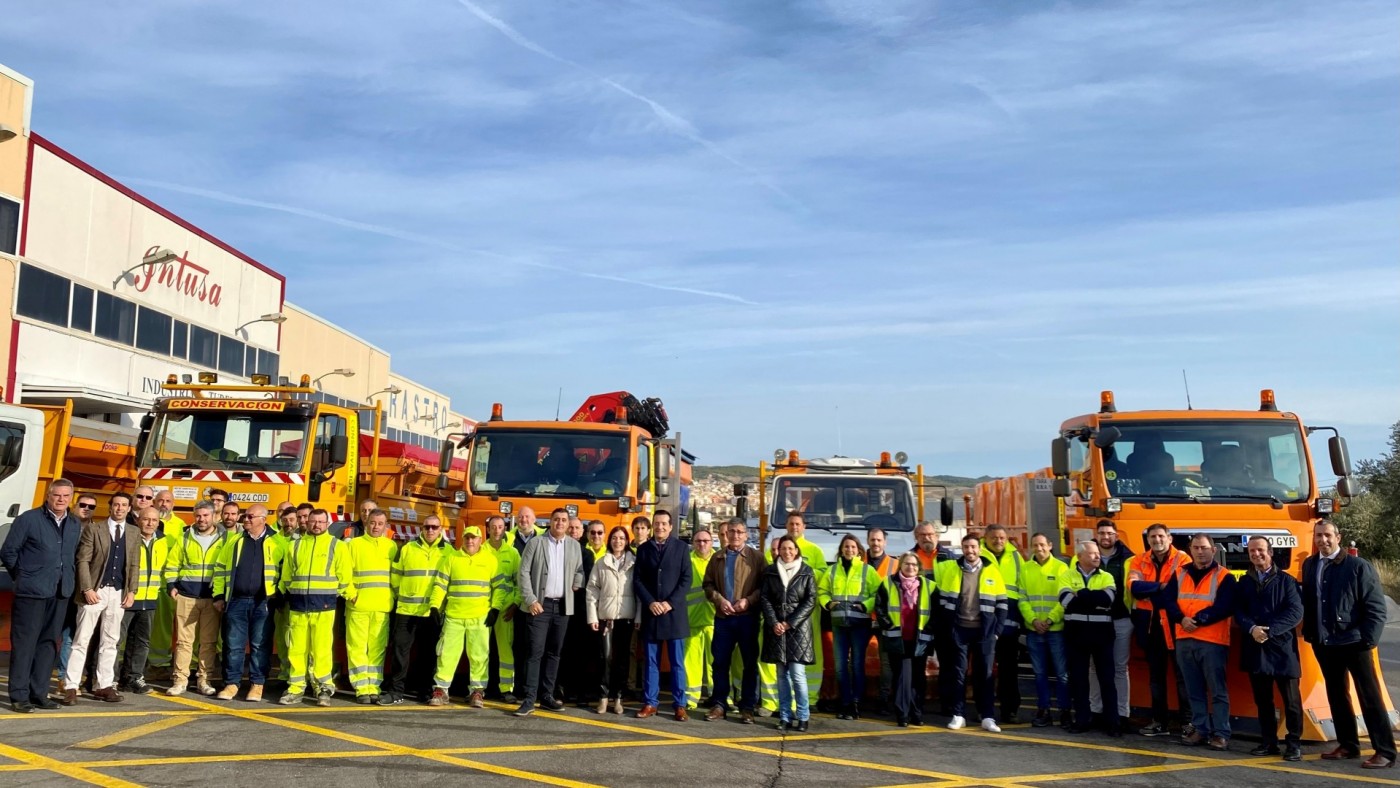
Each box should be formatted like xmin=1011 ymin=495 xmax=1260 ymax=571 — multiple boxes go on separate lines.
xmin=121 ymin=177 xmax=759 ymax=305
xmin=452 ymin=0 xmax=798 ymax=205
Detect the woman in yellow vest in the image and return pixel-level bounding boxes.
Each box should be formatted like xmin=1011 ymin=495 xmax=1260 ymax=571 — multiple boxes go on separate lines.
xmin=820 ymin=534 xmax=879 ymax=720
xmin=874 ymin=553 xmax=935 ymax=727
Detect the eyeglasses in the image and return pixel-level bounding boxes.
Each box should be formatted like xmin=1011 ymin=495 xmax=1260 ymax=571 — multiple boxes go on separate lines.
xmin=134 ymin=494 xmax=153 ymax=500
xmin=76 ymin=504 xmax=97 ymax=510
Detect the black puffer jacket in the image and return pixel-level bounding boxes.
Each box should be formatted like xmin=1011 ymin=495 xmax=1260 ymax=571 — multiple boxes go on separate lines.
xmin=760 ymin=563 xmax=817 ymax=665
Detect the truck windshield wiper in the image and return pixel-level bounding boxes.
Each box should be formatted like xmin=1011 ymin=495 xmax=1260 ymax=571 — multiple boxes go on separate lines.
xmin=1212 ymin=493 xmax=1284 ymax=504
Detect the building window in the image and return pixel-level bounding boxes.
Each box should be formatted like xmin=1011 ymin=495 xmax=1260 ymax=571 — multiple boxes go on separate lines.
xmin=172 ymin=321 xmax=188 ymax=360
xmin=218 ymin=335 xmax=245 ymax=377
xmin=0 ymin=197 xmax=18 ymax=255
xmin=254 ymin=349 xmax=278 ymax=378
xmin=70 ymin=283 xmax=94 ymax=333
xmin=189 ymin=325 xmax=217 ymax=368
xmin=135 ymin=306 xmax=172 ymax=355
xmin=94 ymin=292 xmax=137 ymax=345
xmin=16 ymin=263 xmax=69 ymax=327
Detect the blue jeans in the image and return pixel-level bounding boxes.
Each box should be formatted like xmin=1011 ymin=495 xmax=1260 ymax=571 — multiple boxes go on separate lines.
xmin=833 ymin=624 xmax=872 ymax=706
xmin=644 ymin=638 xmax=686 ymax=709
xmin=1026 ymin=630 xmax=1068 ymax=713
xmin=223 ymin=596 xmax=274 ymax=685
xmin=776 ymin=661 xmax=809 ymax=723
xmin=1176 ymin=638 xmax=1230 ymax=738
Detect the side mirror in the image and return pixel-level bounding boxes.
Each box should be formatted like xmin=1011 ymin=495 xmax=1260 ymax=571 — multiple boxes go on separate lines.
xmin=1329 ymin=436 xmax=1352 ymax=478
xmin=1336 ymin=477 xmax=1355 ymax=498
xmin=736 ymin=497 xmax=748 ymax=521
xmin=1051 ymin=437 xmax=1071 ymax=477
xmin=939 ymin=497 xmax=953 ymax=527
xmin=1052 ymin=478 xmax=1071 ymax=498
xmin=328 ymin=434 xmax=349 ymax=468
xmin=438 ymin=439 xmax=455 ymax=474
xmin=436 ymin=473 xmax=450 ymax=491
xmin=1093 ymin=426 xmax=1121 ymax=449
xmin=308 ymin=478 xmax=323 ymax=502
xmin=658 ymin=480 xmax=673 ymax=497
xmin=135 ymin=412 xmax=155 ymax=465
xmin=733 ymin=483 xmax=749 ymax=497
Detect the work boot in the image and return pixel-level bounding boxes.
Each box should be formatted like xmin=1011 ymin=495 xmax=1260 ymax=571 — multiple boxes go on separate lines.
xmin=1031 ymin=709 xmax=1051 ymax=728
xmin=355 ymin=695 xmax=374 ymax=705
xmin=317 ymin=688 xmax=333 ymax=707
xmin=197 ymin=682 xmax=217 ymax=697
xmin=469 ymin=691 xmax=485 ymax=709
xmin=428 ymin=688 xmax=449 ymax=707
xmin=612 ymin=698 xmax=625 ymax=715
xmin=278 ymin=692 xmax=299 ymax=705
xmin=246 ymin=685 xmax=264 ymax=703
xmin=216 ymin=685 xmax=239 ymax=701
xmin=60 ymin=688 xmax=78 ymax=706
xmin=597 ymin=698 xmax=611 ymax=715
xmin=93 ymin=687 xmax=124 ymax=703
xmin=166 ymin=683 xmax=186 ymax=697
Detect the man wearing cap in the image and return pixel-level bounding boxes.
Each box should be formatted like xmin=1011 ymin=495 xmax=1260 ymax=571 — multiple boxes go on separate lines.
xmin=428 ymin=525 xmax=502 ymax=708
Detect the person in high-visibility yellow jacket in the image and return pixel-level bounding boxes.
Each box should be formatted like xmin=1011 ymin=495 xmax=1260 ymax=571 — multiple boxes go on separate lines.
xmin=758 ymin=513 xmax=828 ymax=713
xmin=934 ymin=534 xmax=1008 ymax=732
xmin=270 ymin=508 xmax=299 ymax=683
xmin=118 ymin=506 xmax=170 ymax=694
xmin=428 ymin=525 xmax=503 ymax=707
xmin=164 ymin=503 xmax=229 ymax=697
xmin=819 ymin=535 xmax=880 ymax=719
xmin=277 ymin=509 xmax=353 ymax=706
xmin=379 ymin=516 xmax=457 ymax=705
xmin=682 ymin=530 xmax=717 ymax=709
xmin=483 ymin=516 xmax=521 ymax=699
xmin=982 ymin=524 xmax=1026 ymax=723
xmin=146 ymin=488 xmax=185 ymax=674
xmin=345 ymin=509 xmax=398 ymax=703
xmin=1019 ymin=533 xmax=1069 ymax=727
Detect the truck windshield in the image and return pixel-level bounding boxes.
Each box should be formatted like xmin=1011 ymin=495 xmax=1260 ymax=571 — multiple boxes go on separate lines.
xmin=469 ymin=430 xmax=630 ymax=498
xmin=1099 ymin=419 xmax=1310 ymax=502
xmin=141 ymin=411 xmax=310 ymax=471
xmin=771 ymin=476 xmax=916 ymax=531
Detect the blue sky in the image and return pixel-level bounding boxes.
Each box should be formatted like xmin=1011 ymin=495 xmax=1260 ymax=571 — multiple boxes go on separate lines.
xmin=5 ymin=0 xmax=1397 ymax=475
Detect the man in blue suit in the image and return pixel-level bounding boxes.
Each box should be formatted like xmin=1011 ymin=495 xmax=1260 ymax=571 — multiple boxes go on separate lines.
xmin=1 ymin=479 xmax=82 ymax=712
xmin=633 ymin=509 xmax=692 ymax=721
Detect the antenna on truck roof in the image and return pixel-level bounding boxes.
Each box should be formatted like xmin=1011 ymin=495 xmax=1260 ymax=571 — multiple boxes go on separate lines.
xmin=1182 ymin=369 xmax=1193 ymax=410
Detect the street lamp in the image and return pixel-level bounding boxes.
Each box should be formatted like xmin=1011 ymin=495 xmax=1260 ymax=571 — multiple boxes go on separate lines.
xmin=435 ymin=421 xmax=462 ymax=434
xmin=235 ymin=312 xmax=287 ymax=337
xmin=312 ymin=368 xmax=355 ymax=389
xmin=112 ymin=247 xmax=178 ymax=288
xmin=367 ymin=384 xmax=402 ymax=400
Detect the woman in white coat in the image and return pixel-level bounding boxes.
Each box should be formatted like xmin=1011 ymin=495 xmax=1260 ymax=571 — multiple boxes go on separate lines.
xmin=586 ymin=526 xmax=638 ymax=714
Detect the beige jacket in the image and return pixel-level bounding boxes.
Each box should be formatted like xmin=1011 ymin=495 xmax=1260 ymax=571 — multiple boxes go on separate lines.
xmin=585 ymin=550 xmax=638 ymax=625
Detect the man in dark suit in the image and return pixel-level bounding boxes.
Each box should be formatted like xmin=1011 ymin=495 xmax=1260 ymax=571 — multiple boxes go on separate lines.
xmin=1303 ymin=520 xmax=1396 ymax=769
xmin=62 ymin=491 xmax=141 ymax=704
xmin=633 ymin=509 xmax=692 ymax=721
xmin=1 ymin=479 xmax=82 ymax=712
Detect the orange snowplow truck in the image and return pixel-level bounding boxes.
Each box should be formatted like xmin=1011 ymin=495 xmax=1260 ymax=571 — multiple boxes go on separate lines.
xmin=439 ymin=392 xmax=693 ymax=547
xmin=983 ymin=388 xmax=1391 ymax=742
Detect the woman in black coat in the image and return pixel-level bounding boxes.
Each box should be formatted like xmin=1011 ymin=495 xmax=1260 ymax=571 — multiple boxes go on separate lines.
xmin=760 ymin=535 xmax=816 ymax=731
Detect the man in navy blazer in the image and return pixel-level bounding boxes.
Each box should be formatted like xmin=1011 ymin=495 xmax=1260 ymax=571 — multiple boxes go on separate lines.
xmin=1 ymin=479 xmax=82 ymax=712
xmin=633 ymin=509 xmax=692 ymax=721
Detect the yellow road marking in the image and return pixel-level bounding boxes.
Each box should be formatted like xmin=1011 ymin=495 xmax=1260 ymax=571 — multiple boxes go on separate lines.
xmin=0 ymin=709 xmax=206 ymax=722
xmin=0 ymin=740 xmax=145 ymax=788
xmin=154 ymin=693 xmax=606 ymax=788
xmin=71 ymin=714 xmax=196 ymax=749
xmin=944 ymin=727 xmax=1214 ymax=762
xmin=1248 ymin=762 xmax=1400 ymax=786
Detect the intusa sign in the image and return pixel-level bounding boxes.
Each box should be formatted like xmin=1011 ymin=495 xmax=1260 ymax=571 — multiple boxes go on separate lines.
xmin=132 ymin=246 xmax=223 ymax=307
xmin=164 ymin=399 xmax=286 ymax=412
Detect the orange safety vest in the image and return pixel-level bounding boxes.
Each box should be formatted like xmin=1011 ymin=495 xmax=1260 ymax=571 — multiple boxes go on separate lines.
xmin=867 ymin=553 xmax=897 ymax=578
xmin=1173 ymin=564 xmax=1230 ymax=646
xmin=914 ymin=547 xmax=938 ymax=580
xmin=1128 ymin=547 xmax=1188 ymax=648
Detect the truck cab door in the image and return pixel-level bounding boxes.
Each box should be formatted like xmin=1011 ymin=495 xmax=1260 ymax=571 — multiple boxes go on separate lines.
xmin=308 ymin=412 xmax=352 ymax=505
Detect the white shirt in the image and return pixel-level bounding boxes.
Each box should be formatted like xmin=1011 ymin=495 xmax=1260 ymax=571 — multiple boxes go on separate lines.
xmin=108 ymin=518 xmax=125 ymax=542
xmin=543 ymin=534 xmax=567 ymax=600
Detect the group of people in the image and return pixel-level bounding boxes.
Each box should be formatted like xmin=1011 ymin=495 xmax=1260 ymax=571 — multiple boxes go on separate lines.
xmin=1 ymin=482 xmax=1395 ymax=769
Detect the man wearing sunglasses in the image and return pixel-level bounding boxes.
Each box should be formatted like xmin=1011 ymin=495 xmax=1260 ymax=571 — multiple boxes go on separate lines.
xmin=2 ymin=480 xmax=82 ymax=713
xmin=57 ymin=494 xmax=101 ymax=689
xmin=63 ymin=492 xmax=140 ymax=704
xmin=380 ymin=517 xmax=457 ymax=705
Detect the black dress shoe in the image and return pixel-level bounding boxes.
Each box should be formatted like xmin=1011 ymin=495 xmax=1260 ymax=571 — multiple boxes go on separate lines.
xmin=34 ymin=698 xmax=61 ymax=710
xmin=1283 ymin=745 xmax=1302 ymax=762
xmin=796 ymin=720 xmax=809 ymax=732
xmin=10 ymin=701 xmax=35 ymax=713
xmin=1250 ymin=744 xmax=1281 ymax=757
xmin=540 ymin=698 xmax=565 ymax=712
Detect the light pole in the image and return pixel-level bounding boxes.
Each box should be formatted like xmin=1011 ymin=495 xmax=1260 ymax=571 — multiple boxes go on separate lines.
xmin=235 ymin=312 xmax=287 ymax=337
xmin=312 ymin=368 xmax=355 ymax=390
xmin=112 ymin=247 xmax=177 ymax=288
xmin=367 ymin=384 xmax=402 ymax=400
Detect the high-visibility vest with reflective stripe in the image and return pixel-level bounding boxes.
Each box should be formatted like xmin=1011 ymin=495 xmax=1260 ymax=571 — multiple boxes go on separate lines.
xmin=484 ymin=540 xmax=521 ymax=609
xmin=1174 ymin=564 xmax=1231 ymax=646
xmin=688 ymin=551 xmax=716 ymax=629
xmin=933 ymin=559 xmax=1008 ymax=621
xmin=430 ymin=549 xmax=499 ymax=620
xmin=866 ymin=553 xmax=897 ymax=579
xmin=279 ymin=532 xmax=353 ymax=612
xmin=589 ymin=543 xmax=607 ymax=561
xmin=212 ymin=531 xmax=284 ymax=599
xmin=1058 ymin=565 xmax=1117 ymax=624
xmin=914 ymin=547 xmax=939 ymax=581
xmin=393 ymin=537 xmax=458 ymax=617
xmin=1018 ymin=556 xmax=1069 ymax=632
xmin=1128 ymin=546 xmax=1188 ymax=647
xmin=819 ymin=558 xmax=880 ymax=626
xmin=165 ymin=530 xmax=229 ymax=598
xmin=881 ymin=576 xmax=934 ymax=645
xmin=347 ymin=534 xmax=399 ymax=613
xmin=981 ymin=543 xmax=1025 ymax=600
xmin=160 ymin=513 xmax=185 ymax=540
xmin=133 ymin=536 xmax=170 ymax=608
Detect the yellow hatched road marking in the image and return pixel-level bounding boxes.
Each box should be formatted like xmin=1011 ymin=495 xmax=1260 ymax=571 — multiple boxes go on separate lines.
xmin=71 ymin=714 xmax=197 ymax=749
xmin=154 ymin=694 xmax=605 ymax=788
xmin=0 ymin=740 xmax=145 ymax=788
xmin=0 ymin=709 xmax=206 ymax=722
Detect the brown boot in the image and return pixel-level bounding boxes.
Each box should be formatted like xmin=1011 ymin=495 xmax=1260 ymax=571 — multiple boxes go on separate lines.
xmin=216 ymin=685 xmax=239 ymax=701
xmin=246 ymin=685 xmax=264 ymax=703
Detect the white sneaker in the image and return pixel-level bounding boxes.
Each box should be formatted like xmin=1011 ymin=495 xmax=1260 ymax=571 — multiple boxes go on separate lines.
xmin=981 ymin=718 xmax=1001 ymax=733
xmin=947 ymin=715 xmax=965 ymax=730
xmin=166 ymin=684 xmax=185 ymax=697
